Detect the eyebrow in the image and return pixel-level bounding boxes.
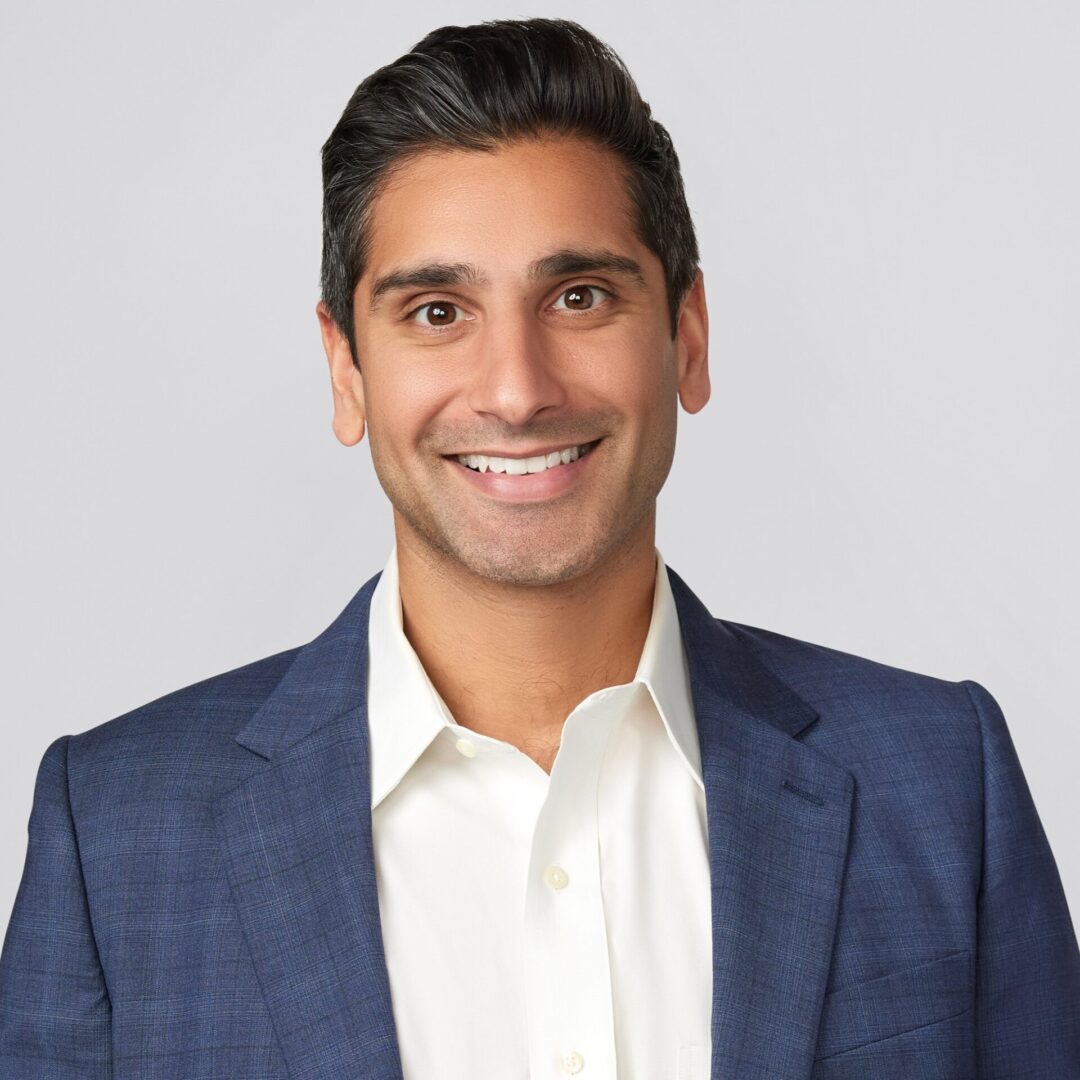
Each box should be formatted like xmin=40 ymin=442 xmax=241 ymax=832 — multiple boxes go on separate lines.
xmin=367 ymin=247 xmax=647 ymax=311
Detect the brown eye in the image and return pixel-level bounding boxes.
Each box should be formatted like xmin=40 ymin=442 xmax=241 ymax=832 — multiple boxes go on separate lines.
xmin=554 ymin=284 xmax=611 ymax=312
xmin=412 ymin=302 xmax=459 ymax=327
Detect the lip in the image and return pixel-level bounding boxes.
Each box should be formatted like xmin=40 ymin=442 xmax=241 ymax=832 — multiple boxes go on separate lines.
xmin=442 ymin=438 xmax=600 ymax=460
xmin=444 ymin=438 xmax=602 ymax=502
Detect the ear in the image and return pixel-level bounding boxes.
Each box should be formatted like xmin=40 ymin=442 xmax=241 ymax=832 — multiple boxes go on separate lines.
xmin=316 ymin=300 xmax=366 ymax=446
xmin=674 ymin=269 xmax=710 ymax=414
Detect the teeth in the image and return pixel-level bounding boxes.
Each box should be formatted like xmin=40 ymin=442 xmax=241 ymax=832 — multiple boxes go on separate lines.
xmin=457 ymin=442 xmax=592 ymax=474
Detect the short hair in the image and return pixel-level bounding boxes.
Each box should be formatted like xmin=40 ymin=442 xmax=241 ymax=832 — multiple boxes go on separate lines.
xmin=319 ymin=17 xmax=700 ymax=368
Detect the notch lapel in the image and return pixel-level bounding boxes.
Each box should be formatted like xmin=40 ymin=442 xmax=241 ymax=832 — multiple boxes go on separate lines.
xmin=668 ymin=568 xmax=855 ymax=1079
xmin=212 ymin=564 xmax=853 ymax=1080
xmin=211 ymin=571 xmax=404 ymax=1080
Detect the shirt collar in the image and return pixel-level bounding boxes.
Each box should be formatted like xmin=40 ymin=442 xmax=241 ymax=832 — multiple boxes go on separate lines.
xmin=366 ymin=545 xmax=702 ymax=809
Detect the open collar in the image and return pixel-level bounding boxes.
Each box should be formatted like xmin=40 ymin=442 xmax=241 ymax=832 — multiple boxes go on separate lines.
xmin=220 ymin=560 xmax=853 ymax=1080
xmin=365 ymin=545 xmax=703 ymax=809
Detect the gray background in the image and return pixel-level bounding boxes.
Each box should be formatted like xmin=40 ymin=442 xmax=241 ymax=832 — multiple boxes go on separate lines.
xmin=2 ymin=1 xmax=1077 ymax=926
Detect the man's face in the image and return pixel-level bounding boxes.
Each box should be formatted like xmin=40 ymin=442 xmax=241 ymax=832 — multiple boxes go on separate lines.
xmin=319 ymin=133 xmax=709 ymax=587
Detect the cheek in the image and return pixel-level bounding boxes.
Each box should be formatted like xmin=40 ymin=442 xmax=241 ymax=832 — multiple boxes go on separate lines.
xmin=564 ymin=318 xmax=664 ymax=381
xmin=579 ymin=327 xmax=676 ymax=415
xmin=363 ymin=356 xmax=453 ymax=457
xmin=617 ymin=346 xmax=680 ymax=458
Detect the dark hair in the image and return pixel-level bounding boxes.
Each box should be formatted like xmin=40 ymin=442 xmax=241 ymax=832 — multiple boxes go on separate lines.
xmin=319 ymin=18 xmax=699 ymax=368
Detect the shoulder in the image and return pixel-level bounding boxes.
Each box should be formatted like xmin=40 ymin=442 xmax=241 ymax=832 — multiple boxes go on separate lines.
xmin=59 ymin=644 xmax=302 ymax=802
xmin=721 ymin=617 xmax=984 ymax=772
xmin=724 ymin=617 xmax=973 ymax=711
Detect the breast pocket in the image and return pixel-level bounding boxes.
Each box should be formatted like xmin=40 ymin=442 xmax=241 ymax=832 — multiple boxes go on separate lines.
xmin=814 ymin=948 xmax=973 ymax=1061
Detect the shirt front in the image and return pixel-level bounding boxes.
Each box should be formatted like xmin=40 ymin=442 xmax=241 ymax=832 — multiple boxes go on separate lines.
xmin=366 ymin=546 xmax=712 ymax=1079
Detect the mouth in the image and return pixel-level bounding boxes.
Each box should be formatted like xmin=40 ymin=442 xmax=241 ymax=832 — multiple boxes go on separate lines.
xmin=446 ymin=438 xmax=603 ymax=475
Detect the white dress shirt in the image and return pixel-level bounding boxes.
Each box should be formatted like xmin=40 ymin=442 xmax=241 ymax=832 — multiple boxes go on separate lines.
xmin=366 ymin=546 xmax=712 ymax=1079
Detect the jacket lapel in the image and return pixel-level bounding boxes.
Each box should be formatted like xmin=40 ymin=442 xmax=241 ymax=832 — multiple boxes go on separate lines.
xmin=213 ymin=565 xmax=853 ymax=1080
xmin=668 ymin=567 xmax=855 ymax=1079
xmin=211 ymin=571 xmax=404 ymax=1080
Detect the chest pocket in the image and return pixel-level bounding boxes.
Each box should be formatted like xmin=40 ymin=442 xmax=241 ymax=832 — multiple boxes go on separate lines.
xmin=814 ymin=948 xmax=973 ymax=1060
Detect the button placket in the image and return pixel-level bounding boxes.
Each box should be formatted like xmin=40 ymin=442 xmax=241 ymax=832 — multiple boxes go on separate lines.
xmin=523 ymin=699 xmax=623 ymax=1080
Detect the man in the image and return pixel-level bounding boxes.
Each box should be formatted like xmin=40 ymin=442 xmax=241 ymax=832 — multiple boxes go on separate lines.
xmin=1 ymin=16 xmax=1078 ymax=1080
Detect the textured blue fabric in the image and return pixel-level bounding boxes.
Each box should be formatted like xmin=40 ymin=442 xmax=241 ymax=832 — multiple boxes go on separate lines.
xmin=1 ymin=565 xmax=1078 ymax=1078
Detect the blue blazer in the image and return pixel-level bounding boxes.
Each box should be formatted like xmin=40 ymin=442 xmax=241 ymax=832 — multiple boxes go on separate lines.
xmin=2 ymin=566 xmax=1078 ymax=1078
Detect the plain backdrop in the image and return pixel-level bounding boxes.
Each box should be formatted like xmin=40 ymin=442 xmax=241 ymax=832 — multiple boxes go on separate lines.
xmin=2 ymin=1 xmax=1077 ymax=927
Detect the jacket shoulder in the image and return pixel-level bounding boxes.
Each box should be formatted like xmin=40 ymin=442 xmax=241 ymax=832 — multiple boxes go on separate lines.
xmin=725 ymin=618 xmax=986 ymax=886
xmin=722 ymin=616 xmax=973 ymax=712
xmin=720 ymin=617 xmax=982 ymax=766
xmin=62 ymin=645 xmax=302 ymax=790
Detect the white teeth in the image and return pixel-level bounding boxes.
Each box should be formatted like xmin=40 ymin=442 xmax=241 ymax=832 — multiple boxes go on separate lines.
xmin=456 ymin=442 xmax=593 ymax=474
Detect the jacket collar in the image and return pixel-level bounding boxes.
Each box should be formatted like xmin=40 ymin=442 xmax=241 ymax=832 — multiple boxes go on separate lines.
xmin=219 ymin=563 xmax=852 ymax=1080
xmin=234 ymin=561 xmax=820 ymax=761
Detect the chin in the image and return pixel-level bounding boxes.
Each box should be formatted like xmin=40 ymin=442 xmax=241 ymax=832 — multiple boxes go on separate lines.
xmin=406 ymin=511 xmax=613 ymax=587
xmin=390 ymin=478 xmax=651 ymax=588
xmin=449 ymin=534 xmax=605 ymax=588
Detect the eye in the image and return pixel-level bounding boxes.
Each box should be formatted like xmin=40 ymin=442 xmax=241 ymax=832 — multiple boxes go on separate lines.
xmin=552 ymin=284 xmax=613 ymax=313
xmin=409 ymin=301 xmax=462 ymax=328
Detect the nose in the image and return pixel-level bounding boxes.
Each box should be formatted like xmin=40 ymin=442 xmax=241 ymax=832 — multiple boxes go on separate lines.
xmin=465 ymin=310 xmax=567 ymax=427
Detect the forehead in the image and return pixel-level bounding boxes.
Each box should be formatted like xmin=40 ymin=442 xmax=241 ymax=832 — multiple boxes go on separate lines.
xmin=360 ymin=135 xmax=646 ymax=282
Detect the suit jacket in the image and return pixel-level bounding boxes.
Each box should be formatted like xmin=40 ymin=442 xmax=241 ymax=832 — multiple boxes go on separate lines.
xmin=2 ymin=566 xmax=1078 ymax=1079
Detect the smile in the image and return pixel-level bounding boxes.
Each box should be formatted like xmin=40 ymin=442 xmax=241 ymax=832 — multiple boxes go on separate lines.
xmin=454 ymin=439 xmax=602 ymax=475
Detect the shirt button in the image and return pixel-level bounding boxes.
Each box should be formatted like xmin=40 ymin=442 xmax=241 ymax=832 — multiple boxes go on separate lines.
xmin=543 ymin=865 xmax=570 ymax=890
xmin=558 ymin=1049 xmax=584 ymax=1073
xmin=455 ymin=737 xmax=477 ymax=758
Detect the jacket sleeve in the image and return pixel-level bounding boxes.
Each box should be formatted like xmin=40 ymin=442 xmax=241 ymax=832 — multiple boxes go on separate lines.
xmin=0 ymin=735 xmax=112 ymax=1078
xmin=963 ymin=680 xmax=1080 ymax=1076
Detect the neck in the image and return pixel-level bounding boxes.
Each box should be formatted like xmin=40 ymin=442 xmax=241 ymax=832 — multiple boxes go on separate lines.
xmin=393 ymin=519 xmax=658 ymax=772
